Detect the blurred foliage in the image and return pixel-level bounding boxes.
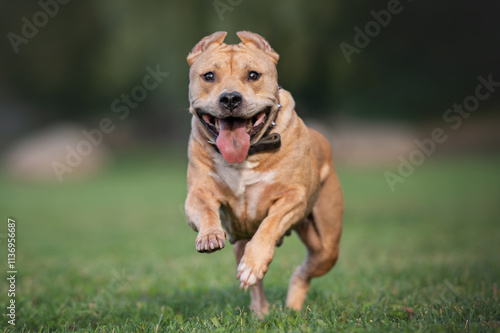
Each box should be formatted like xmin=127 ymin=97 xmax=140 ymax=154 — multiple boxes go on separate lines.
xmin=0 ymin=0 xmax=499 ymax=128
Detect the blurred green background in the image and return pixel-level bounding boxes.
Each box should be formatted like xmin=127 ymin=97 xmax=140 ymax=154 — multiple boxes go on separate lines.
xmin=1 ymin=0 xmax=499 ymax=138
xmin=1 ymin=0 xmax=499 ymax=175
xmin=0 ymin=0 xmax=499 ymax=331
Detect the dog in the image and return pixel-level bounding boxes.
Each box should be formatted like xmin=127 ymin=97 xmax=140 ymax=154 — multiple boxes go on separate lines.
xmin=184 ymin=31 xmax=343 ymax=314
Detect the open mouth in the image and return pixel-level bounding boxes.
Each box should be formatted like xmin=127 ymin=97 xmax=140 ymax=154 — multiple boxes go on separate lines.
xmin=197 ymin=108 xmax=270 ymax=163
xmin=197 ymin=109 xmax=269 ymax=140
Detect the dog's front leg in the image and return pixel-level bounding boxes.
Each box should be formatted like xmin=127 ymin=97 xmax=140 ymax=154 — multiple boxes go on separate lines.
xmin=237 ymin=186 xmax=307 ymax=289
xmin=185 ymin=188 xmax=226 ymax=253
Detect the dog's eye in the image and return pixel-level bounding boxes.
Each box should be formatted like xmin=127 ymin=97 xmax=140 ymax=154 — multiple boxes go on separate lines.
xmin=248 ymin=71 xmax=261 ymax=81
xmin=202 ymin=72 xmax=215 ymax=82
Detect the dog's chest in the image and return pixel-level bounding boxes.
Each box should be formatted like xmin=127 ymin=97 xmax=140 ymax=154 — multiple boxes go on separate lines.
xmin=210 ymin=162 xmax=275 ymax=231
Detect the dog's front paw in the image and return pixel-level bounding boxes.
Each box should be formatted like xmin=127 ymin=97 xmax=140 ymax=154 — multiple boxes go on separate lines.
xmin=237 ymin=242 xmax=274 ymax=290
xmin=196 ymin=228 xmax=227 ymax=253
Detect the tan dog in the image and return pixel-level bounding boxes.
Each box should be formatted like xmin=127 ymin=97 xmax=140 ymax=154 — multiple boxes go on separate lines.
xmin=185 ymin=31 xmax=343 ymax=314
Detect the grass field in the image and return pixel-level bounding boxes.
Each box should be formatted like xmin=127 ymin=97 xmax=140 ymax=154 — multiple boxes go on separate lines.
xmin=1 ymin=150 xmax=499 ymax=332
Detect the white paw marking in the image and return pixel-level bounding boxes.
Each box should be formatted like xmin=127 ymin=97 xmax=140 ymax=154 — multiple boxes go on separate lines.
xmin=237 ymin=261 xmax=261 ymax=291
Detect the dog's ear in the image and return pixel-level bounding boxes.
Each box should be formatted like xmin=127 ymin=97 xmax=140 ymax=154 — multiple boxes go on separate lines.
xmin=237 ymin=31 xmax=279 ymax=64
xmin=187 ymin=31 xmax=227 ymax=66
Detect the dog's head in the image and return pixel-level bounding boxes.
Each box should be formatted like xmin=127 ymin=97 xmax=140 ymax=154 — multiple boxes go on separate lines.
xmin=187 ymin=31 xmax=281 ymax=164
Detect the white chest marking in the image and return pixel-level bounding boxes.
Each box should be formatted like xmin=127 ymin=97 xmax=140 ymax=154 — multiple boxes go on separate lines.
xmin=210 ymin=161 xmax=275 ymax=220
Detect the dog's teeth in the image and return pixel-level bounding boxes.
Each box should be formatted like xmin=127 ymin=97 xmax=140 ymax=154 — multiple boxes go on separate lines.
xmin=278 ymin=104 xmax=282 ymax=109
xmin=271 ymin=121 xmax=277 ymax=126
xmin=215 ymin=118 xmax=220 ymax=131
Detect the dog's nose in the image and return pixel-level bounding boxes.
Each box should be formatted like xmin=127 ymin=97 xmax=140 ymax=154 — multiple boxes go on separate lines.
xmin=219 ymin=92 xmax=243 ymax=111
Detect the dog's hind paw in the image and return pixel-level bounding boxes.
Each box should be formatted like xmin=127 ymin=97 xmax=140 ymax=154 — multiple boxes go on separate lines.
xmin=196 ymin=229 xmax=226 ymax=253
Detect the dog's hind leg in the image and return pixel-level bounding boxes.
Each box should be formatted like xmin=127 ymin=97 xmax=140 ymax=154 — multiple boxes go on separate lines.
xmin=234 ymin=240 xmax=270 ymax=315
xmin=286 ymin=167 xmax=343 ymax=311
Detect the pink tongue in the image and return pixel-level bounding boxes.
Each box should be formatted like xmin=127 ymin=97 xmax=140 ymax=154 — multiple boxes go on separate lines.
xmin=216 ymin=118 xmax=250 ymax=163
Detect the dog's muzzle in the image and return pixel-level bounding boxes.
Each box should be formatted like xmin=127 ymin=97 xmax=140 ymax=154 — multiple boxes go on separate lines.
xmin=195 ymin=103 xmax=282 ymax=163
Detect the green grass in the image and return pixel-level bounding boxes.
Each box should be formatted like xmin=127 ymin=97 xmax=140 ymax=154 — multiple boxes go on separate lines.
xmin=1 ymin=151 xmax=499 ymax=332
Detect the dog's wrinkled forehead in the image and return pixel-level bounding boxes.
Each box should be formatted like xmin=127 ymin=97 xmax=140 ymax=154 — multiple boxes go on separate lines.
xmin=187 ymin=31 xmax=279 ymax=70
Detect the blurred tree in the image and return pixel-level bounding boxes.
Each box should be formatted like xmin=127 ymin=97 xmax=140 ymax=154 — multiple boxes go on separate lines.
xmin=0 ymin=0 xmax=498 ymax=132
xmin=1 ymin=1 xmax=107 ymax=118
